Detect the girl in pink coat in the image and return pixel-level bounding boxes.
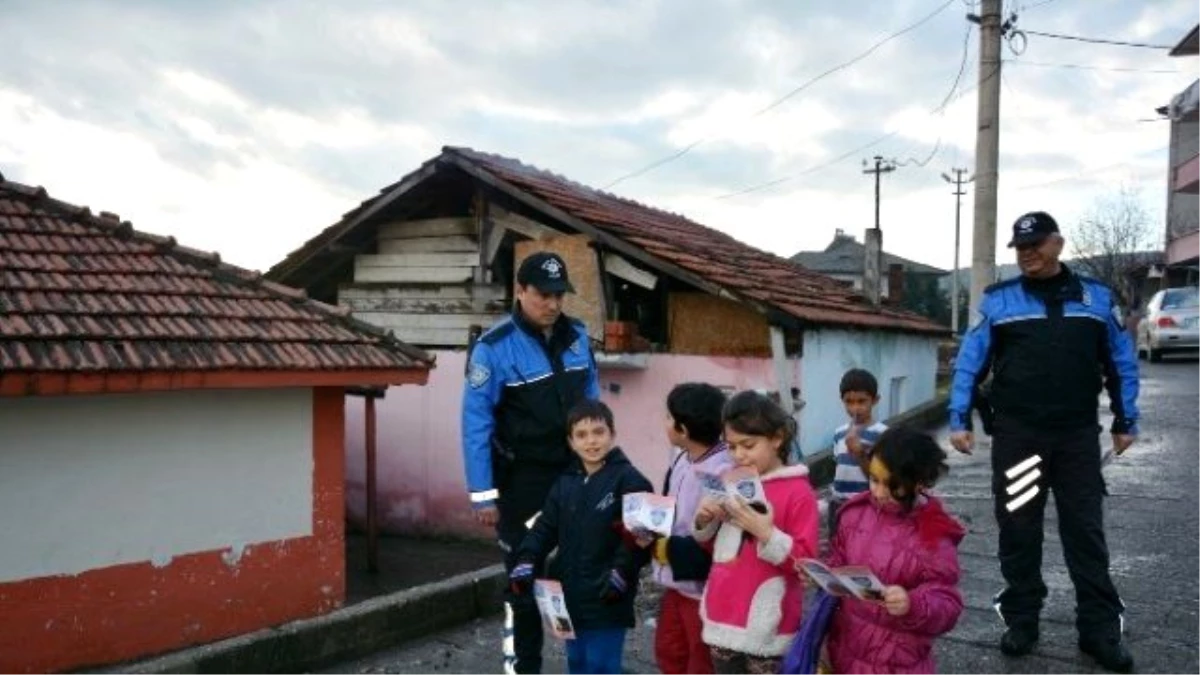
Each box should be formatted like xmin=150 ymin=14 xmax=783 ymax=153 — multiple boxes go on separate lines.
xmin=823 ymin=427 xmax=965 ymax=674
xmin=693 ymin=391 xmax=819 ymax=674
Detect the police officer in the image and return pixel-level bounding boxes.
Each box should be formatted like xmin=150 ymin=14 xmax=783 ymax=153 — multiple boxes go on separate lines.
xmin=461 ymin=251 xmax=600 ymax=675
xmin=949 ymin=212 xmax=1139 ymax=673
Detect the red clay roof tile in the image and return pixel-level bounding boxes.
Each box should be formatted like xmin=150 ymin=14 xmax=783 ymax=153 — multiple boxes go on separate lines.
xmin=443 ymin=147 xmax=946 ymax=335
xmin=0 ymin=178 xmax=433 ymax=376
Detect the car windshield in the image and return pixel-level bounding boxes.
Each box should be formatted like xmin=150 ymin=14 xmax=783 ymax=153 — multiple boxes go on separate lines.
xmin=1161 ymin=287 xmax=1199 ymax=310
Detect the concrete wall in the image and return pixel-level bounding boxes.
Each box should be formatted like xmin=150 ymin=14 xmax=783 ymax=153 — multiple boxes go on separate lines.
xmin=0 ymin=390 xmax=313 ymax=583
xmin=344 ymin=351 xmax=794 ymax=537
xmin=0 ymin=388 xmax=347 ymax=673
xmin=798 ymin=328 xmax=939 ymax=457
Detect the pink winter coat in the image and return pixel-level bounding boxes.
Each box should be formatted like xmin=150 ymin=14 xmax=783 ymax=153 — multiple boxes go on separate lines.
xmin=826 ymin=491 xmax=965 ymax=674
xmin=694 ymin=464 xmax=819 ymax=657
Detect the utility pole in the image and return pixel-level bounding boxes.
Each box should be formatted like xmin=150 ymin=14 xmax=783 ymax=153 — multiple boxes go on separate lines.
xmin=862 ymin=155 xmax=896 ymax=307
xmin=942 ymin=168 xmax=974 ymax=334
xmin=968 ymin=0 xmax=1004 ymax=318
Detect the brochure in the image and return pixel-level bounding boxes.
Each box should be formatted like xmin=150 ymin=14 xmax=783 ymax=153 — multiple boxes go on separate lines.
xmin=796 ymin=558 xmax=887 ymax=602
xmin=694 ymin=466 xmax=768 ymax=512
xmin=622 ymin=492 xmax=676 ymax=538
xmin=533 ymin=579 xmax=576 ymax=640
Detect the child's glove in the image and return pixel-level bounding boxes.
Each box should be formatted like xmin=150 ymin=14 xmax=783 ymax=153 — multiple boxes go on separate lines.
xmin=509 ymin=562 xmax=534 ymax=596
xmin=599 ymin=569 xmax=628 ymax=604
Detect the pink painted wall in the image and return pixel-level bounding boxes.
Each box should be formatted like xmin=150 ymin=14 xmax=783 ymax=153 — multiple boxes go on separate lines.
xmin=344 ymin=351 xmax=793 ymax=538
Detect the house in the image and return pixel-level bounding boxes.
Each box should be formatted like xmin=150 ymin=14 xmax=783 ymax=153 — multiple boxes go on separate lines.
xmin=1159 ymin=24 xmax=1199 ymax=287
xmin=790 ymin=229 xmax=949 ymax=300
xmin=267 ymin=147 xmax=949 ymax=538
xmin=0 ymin=176 xmax=432 ymax=673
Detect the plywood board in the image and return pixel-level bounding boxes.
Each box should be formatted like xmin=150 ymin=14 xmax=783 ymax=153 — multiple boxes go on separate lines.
xmin=514 ymin=234 xmax=604 ymax=341
xmin=378 ymin=235 xmax=480 ymax=254
xmin=668 ymin=292 xmax=770 ymax=357
xmin=377 ymin=218 xmax=476 ymax=240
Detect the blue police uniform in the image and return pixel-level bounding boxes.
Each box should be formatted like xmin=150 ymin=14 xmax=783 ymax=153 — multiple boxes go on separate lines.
xmin=461 ymin=304 xmax=599 ymax=674
xmin=949 ymin=264 xmax=1139 ymax=643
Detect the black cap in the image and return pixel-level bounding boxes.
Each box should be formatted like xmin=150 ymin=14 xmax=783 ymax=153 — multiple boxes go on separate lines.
xmin=1007 ymin=211 xmax=1060 ymax=248
xmin=516 ymin=251 xmax=575 ymax=293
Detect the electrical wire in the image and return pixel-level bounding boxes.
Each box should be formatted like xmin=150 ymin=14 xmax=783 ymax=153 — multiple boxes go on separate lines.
xmin=1022 ymin=29 xmax=1173 ymax=49
xmin=1005 ymin=59 xmax=1179 ymax=74
xmin=600 ymin=0 xmax=958 ymax=190
xmin=1009 ymin=146 xmax=1169 ymax=191
xmin=716 ymin=22 xmax=982 ymax=199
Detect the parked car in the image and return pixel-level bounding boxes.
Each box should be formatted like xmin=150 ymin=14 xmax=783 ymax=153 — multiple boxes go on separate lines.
xmin=1136 ymin=286 xmax=1199 ymax=362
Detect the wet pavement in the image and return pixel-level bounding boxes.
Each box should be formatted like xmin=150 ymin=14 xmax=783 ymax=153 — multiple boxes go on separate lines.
xmin=323 ymin=358 xmax=1198 ymax=674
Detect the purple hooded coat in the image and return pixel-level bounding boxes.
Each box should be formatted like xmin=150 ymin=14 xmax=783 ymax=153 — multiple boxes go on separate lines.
xmin=825 ymin=491 xmax=965 ymax=674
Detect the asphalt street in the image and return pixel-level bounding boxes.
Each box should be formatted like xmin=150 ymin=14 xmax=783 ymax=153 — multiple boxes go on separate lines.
xmin=323 ymin=358 xmax=1198 ymax=674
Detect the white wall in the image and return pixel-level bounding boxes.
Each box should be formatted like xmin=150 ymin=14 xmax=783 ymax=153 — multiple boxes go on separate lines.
xmin=799 ymin=329 xmax=938 ymax=456
xmin=0 ymin=389 xmax=313 ymax=584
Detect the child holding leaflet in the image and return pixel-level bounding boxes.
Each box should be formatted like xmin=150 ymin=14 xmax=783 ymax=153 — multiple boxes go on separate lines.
xmin=652 ymin=383 xmax=734 ymax=674
xmin=693 ymin=391 xmax=819 ymax=674
xmin=510 ymin=400 xmax=653 ymax=674
xmin=822 ymin=426 xmax=965 ymax=673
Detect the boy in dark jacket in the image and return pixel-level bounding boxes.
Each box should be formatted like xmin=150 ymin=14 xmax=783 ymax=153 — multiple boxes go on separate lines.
xmin=510 ymin=399 xmax=653 ymax=675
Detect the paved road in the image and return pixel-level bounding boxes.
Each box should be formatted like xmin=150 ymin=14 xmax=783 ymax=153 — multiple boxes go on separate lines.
xmin=325 ymin=358 xmax=1198 ymax=674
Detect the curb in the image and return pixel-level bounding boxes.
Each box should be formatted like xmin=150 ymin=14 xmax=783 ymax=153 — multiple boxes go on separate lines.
xmin=104 ymin=564 xmax=507 ymax=674
xmin=802 ymin=394 xmax=949 ymax=488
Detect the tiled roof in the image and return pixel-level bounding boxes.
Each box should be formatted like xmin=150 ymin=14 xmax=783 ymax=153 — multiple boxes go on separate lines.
xmin=790 ymin=233 xmax=948 ymax=276
xmin=444 ymin=148 xmax=947 ymax=335
xmin=0 ymin=177 xmax=433 ymax=377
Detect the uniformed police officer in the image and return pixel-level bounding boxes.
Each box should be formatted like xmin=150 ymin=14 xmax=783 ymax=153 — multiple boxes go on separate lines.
xmin=461 ymin=251 xmax=600 ymax=675
xmin=949 ymin=212 xmax=1139 ymax=673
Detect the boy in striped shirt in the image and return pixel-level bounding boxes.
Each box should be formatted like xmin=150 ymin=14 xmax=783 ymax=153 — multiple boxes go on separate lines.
xmin=828 ymin=369 xmax=887 ymax=534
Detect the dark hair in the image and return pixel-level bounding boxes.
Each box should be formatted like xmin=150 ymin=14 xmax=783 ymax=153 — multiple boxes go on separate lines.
xmin=722 ymin=390 xmax=796 ymax=461
xmin=566 ymin=399 xmax=615 ymax=435
xmin=840 ymin=368 xmax=879 ymax=398
xmin=869 ymin=427 xmax=949 ymax=511
xmin=667 ymin=383 xmax=728 ymax=446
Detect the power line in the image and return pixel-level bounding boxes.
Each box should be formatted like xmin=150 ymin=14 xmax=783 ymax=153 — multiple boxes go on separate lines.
xmin=1020 ymin=0 xmax=1060 ymax=10
xmin=600 ymin=0 xmax=957 ymax=190
xmin=1005 ymin=59 xmax=1179 ymax=74
xmin=1022 ymin=29 xmax=1173 ymax=50
xmin=1009 ymin=146 xmax=1169 ymax=191
xmin=716 ymin=23 xmax=985 ymax=200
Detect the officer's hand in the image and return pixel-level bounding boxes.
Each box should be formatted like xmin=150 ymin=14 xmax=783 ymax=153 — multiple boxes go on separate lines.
xmin=509 ymin=562 xmax=534 ymax=596
xmin=1113 ymin=433 xmax=1135 ymax=455
xmin=950 ymin=431 xmax=974 ymax=455
xmin=473 ymin=505 xmax=500 ymax=528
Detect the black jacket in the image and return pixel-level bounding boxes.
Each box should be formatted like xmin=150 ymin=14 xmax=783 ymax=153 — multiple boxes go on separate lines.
xmin=462 ymin=305 xmax=600 ymax=507
xmin=949 ymin=265 xmax=1140 ymax=434
xmin=516 ymin=448 xmax=653 ymax=630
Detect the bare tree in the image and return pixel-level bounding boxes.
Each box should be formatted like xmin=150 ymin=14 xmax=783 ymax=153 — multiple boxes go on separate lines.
xmin=1069 ymin=185 xmax=1158 ymax=307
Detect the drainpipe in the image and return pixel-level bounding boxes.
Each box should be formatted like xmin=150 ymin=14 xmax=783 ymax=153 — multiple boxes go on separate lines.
xmin=366 ymin=395 xmax=379 ymax=574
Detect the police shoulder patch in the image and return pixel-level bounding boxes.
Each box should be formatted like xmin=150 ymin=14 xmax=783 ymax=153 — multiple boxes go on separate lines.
xmin=467 ymin=362 xmax=491 ymax=389
xmin=969 ymin=310 xmax=986 ymax=331
xmin=1111 ymin=304 xmax=1123 ymax=325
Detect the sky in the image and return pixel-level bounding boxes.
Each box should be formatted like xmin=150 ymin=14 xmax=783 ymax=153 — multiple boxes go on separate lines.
xmin=1 ymin=0 xmax=1196 ymax=274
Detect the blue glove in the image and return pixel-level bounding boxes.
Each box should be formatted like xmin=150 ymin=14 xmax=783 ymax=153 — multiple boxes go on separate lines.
xmin=509 ymin=562 xmax=534 ymax=596
xmin=600 ymin=569 xmax=627 ymax=604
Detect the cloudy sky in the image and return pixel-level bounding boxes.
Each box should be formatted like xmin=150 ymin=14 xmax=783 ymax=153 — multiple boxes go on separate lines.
xmin=1 ymin=0 xmax=1195 ymax=274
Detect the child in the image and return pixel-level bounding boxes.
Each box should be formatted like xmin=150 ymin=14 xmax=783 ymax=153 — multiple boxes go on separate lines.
xmin=652 ymin=383 xmax=735 ymax=674
xmin=693 ymin=390 xmax=819 ymax=674
xmin=829 ymin=368 xmax=888 ymax=534
xmin=510 ymin=399 xmax=653 ymax=675
xmin=823 ymin=426 xmax=965 ymax=674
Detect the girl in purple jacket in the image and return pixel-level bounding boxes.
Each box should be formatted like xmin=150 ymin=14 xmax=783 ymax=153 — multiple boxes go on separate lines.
xmin=822 ymin=427 xmax=965 ymax=674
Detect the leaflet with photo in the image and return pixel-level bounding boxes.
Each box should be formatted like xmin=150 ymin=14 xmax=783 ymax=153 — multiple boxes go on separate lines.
xmin=533 ymin=579 xmax=576 ymax=640
xmin=693 ymin=466 xmax=768 ymax=511
xmin=622 ymin=492 xmax=676 ymax=538
xmin=796 ymin=558 xmax=886 ymax=602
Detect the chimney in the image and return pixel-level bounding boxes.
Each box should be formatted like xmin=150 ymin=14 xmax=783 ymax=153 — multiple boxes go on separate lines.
xmin=887 ymin=263 xmax=905 ymax=305
xmin=863 ymin=227 xmax=882 ymax=307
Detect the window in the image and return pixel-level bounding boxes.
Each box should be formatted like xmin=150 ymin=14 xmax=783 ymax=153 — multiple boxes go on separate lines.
xmin=888 ymin=376 xmax=906 ymax=418
xmin=1162 ymin=287 xmax=1199 ymax=310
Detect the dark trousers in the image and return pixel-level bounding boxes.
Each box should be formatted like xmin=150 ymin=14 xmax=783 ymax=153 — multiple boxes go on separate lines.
xmin=655 ymin=590 xmax=713 ymax=674
xmin=990 ymin=418 xmax=1124 ymax=638
xmin=565 ymin=628 xmax=626 ymax=674
xmin=498 ymin=463 xmax=562 ymax=674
